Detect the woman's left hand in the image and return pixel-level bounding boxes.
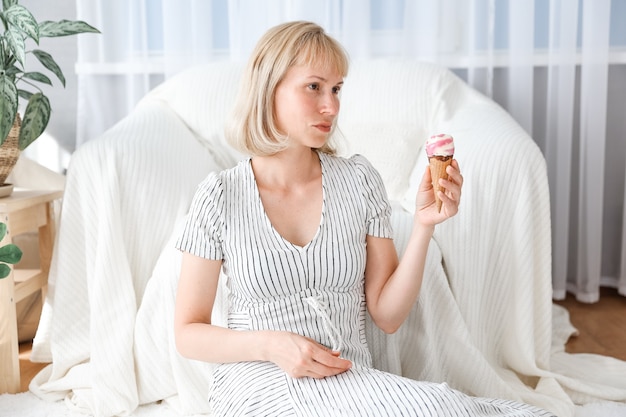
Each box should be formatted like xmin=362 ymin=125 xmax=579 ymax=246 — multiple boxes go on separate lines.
xmin=415 ymin=159 xmax=463 ymax=225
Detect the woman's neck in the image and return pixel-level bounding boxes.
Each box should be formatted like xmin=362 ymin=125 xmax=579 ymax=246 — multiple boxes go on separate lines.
xmin=251 ymin=148 xmax=320 ymax=189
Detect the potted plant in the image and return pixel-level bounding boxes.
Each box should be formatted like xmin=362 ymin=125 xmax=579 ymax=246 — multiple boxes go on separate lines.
xmin=0 ymin=0 xmax=99 ymax=184
xmin=0 ymin=221 xmax=21 ymax=278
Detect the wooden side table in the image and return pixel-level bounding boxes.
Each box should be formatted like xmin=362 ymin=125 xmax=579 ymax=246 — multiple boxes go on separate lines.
xmin=0 ymin=189 xmax=63 ymax=394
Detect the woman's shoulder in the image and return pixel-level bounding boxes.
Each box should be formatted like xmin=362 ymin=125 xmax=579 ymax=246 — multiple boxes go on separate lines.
xmin=194 ymin=158 xmax=249 ymax=199
xmin=321 ymin=152 xmax=388 ymax=200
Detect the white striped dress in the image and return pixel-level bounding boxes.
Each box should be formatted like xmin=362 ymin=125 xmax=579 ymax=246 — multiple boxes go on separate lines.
xmin=176 ymin=152 xmax=554 ymax=417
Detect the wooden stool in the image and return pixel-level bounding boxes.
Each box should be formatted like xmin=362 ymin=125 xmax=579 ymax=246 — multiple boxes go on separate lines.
xmin=0 ymin=189 xmax=63 ymax=394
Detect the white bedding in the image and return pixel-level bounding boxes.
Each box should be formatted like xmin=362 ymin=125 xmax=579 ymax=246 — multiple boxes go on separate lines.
xmin=29 ymin=61 xmax=626 ymax=417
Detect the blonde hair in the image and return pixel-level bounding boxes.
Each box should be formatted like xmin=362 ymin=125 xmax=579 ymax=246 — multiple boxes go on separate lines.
xmin=226 ymin=21 xmax=349 ymax=156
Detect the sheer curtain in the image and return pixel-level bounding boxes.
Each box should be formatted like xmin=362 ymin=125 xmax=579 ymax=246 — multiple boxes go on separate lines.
xmin=75 ymin=0 xmax=626 ymax=302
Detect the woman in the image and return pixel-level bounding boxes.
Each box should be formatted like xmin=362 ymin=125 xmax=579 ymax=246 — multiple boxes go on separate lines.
xmin=174 ymin=21 xmax=553 ymax=416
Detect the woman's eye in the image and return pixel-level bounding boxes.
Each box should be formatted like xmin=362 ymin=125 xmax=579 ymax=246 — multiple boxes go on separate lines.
xmin=308 ymin=83 xmax=319 ymax=91
xmin=332 ymin=86 xmax=341 ymax=94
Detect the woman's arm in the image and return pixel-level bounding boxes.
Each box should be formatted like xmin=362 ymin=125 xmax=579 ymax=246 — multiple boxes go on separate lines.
xmin=174 ymin=252 xmax=352 ymax=378
xmin=174 ymin=253 xmax=256 ymax=362
xmin=365 ymin=160 xmax=463 ymax=333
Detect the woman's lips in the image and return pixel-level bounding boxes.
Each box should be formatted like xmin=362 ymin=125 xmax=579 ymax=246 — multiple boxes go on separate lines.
xmin=314 ymin=123 xmax=332 ymax=133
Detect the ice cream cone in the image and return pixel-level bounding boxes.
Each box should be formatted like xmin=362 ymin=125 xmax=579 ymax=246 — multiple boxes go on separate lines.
xmin=429 ymin=155 xmax=453 ymax=212
xmin=425 ymin=134 xmax=455 ymax=212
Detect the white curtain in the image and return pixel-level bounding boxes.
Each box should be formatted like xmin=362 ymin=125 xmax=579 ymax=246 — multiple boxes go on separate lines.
xmin=75 ymin=0 xmax=626 ymax=302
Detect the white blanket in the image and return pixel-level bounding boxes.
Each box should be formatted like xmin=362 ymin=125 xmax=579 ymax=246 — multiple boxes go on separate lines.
xmin=30 ymin=61 xmax=626 ymax=417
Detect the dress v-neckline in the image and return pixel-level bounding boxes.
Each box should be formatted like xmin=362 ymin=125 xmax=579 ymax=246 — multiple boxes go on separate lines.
xmin=248 ymin=152 xmax=326 ymax=250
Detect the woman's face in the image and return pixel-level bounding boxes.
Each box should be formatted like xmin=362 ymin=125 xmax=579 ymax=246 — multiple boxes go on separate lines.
xmin=273 ymin=63 xmax=343 ymax=150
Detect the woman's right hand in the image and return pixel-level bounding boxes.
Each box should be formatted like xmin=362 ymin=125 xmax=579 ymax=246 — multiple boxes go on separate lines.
xmin=264 ymin=331 xmax=352 ymax=379
xmin=415 ymin=159 xmax=463 ymax=225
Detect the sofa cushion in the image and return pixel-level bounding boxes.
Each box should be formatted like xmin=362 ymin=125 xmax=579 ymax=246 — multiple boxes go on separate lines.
xmin=144 ymin=62 xmax=245 ymax=169
xmin=337 ymin=123 xmax=424 ymax=201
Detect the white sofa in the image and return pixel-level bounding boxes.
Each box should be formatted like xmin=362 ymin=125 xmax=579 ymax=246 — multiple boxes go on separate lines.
xmin=30 ymin=60 xmax=626 ymax=416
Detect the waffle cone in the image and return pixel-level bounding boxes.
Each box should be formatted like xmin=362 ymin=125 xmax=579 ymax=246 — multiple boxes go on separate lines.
xmin=428 ymin=155 xmax=453 ymax=212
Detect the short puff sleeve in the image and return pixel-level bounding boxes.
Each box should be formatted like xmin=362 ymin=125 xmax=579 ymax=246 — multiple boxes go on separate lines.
xmin=350 ymin=154 xmax=394 ymax=239
xmin=175 ymin=172 xmax=224 ymax=260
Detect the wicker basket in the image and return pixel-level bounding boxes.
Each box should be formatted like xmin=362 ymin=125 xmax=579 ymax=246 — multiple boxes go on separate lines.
xmin=0 ymin=113 xmax=21 ymax=186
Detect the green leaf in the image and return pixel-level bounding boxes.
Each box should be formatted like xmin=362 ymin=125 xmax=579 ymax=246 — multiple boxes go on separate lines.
xmin=32 ymin=49 xmax=65 ymax=87
xmin=0 ymin=264 xmax=11 ymax=279
xmin=17 ymin=89 xmax=32 ymax=100
xmin=0 ymin=243 xmax=22 ymax=264
xmin=4 ymin=28 xmax=26 ymax=67
xmin=38 ymin=20 xmax=100 ymax=37
xmin=0 ymin=221 xmax=21 ymax=279
xmin=18 ymin=92 xmax=49 ymax=150
xmin=4 ymin=5 xmax=39 ymax=43
xmin=0 ymin=74 xmax=18 ymax=146
xmin=22 ymin=71 xmax=52 ymax=86
xmin=4 ymin=64 xmax=21 ymax=79
xmin=3 ymin=53 xmax=17 ymax=72
xmin=2 ymin=1 xmax=19 ymax=11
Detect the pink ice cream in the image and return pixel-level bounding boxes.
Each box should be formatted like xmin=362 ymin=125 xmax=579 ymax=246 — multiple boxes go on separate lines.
xmin=425 ymin=133 xmax=455 ymax=157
